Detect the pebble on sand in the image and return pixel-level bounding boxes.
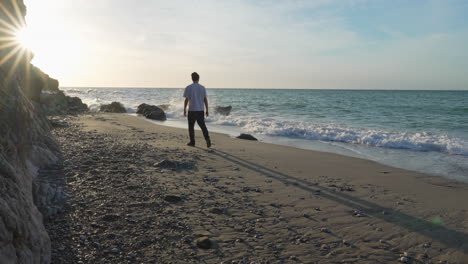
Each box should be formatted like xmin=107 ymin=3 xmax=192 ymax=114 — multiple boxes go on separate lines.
xmin=208 ymin=207 xmax=225 ymax=214
xmin=399 ymin=256 xmax=409 ymax=263
xmin=164 ymin=195 xmax=182 ymax=203
xmin=195 ymin=237 xmax=212 ymax=249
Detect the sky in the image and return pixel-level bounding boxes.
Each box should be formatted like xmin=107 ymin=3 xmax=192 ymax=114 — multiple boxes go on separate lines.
xmin=22 ymin=0 xmax=468 ymax=89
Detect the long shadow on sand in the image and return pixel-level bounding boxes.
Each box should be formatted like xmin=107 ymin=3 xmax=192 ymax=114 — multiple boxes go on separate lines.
xmin=208 ymin=148 xmax=468 ymax=254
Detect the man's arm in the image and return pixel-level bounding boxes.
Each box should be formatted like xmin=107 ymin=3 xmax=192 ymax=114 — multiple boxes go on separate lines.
xmin=184 ymin=98 xmax=189 ymax=117
xmin=204 ymin=97 xmax=209 ymax=117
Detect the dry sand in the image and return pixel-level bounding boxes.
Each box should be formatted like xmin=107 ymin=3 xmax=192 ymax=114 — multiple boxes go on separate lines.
xmin=47 ymin=113 xmax=468 ymax=264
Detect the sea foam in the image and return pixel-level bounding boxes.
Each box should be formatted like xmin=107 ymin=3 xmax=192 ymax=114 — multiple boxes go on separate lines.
xmin=206 ymin=115 xmax=468 ymax=156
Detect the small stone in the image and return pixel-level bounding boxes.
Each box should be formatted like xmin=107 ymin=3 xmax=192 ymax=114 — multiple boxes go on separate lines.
xmin=208 ymin=207 xmax=224 ymax=214
xmin=79 ymin=235 xmax=86 ymax=241
xmin=236 ymin=238 xmax=244 ymax=243
xmin=352 ymin=210 xmax=365 ymax=217
xmin=111 ymin=248 xmax=119 ymax=254
xmin=314 ymin=207 xmax=321 ymax=211
xmin=423 ymin=242 xmax=431 ymax=248
xmin=320 ymin=244 xmax=330 ymax=251
xmin=379 ymin=239 xmax=386 ymax=244
xmin=399 ymin=256 xmax=409 ymax=263
xmin=102 ymin=214 xmax=120 ymax=222
xmin=195 ymin=237 xmax=212 ymax=249
xmin=164 ymin=195 xmax=182 ymax=203
xmin=320 ymin=227 xmax=330 ymax=233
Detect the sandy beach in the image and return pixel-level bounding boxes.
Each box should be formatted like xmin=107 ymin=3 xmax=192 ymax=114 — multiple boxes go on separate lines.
xmin=47 ymin=113 xmax=468 ymax=264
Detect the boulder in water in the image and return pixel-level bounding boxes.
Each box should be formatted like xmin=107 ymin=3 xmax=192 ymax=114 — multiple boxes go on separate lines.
xmin=237 ymin=134 xmax=258 ymax=141
xmin=214 ymin=105 xmax=232 ymax=116
xmin=100 ymin=102 xmax=127 ymax=113
xmin=137 ymin=103 xmax=167 ymax=121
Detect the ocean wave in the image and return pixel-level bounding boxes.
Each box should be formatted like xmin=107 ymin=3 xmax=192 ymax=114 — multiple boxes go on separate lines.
xmin=64 ymin=88 xmax=84 ymax=94
xmin=209 ymin=115 xmax=468 ymax=156
xmin=63 ymin=88 xmax=96 ymax=94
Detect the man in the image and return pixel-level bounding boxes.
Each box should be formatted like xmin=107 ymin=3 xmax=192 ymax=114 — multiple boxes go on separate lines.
xmin=183 ymin=72 xmax=211 ymax=148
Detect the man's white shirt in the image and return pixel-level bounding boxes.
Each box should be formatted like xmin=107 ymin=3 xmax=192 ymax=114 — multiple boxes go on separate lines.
xmin=183 ymin=83 xmax=207 ymax=111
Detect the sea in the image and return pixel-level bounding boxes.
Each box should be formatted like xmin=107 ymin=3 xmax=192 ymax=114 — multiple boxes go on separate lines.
xmin=62 ymin=87 xmax=468 ymax=182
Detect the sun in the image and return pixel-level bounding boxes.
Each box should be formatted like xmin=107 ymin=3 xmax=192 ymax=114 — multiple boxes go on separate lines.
xmin=14 ymin=26 xmax=34 ymax=50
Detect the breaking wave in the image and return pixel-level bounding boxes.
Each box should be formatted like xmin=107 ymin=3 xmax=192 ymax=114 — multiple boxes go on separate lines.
xmin=208 ymin=116 xmax=468 ymax=156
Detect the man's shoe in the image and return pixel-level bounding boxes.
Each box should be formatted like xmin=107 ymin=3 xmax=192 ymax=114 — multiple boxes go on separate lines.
xmin=206 ymin=139 xmax=212 ymax=148
xmin=187 ymin=142 xmax=195 ymax=147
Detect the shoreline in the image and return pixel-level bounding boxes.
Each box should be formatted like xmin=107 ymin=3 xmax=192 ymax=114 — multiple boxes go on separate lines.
xmin=132 ymin=113 xmax=468 ymax=184
xmin=48 ymin=113 xmax=468 ymax=263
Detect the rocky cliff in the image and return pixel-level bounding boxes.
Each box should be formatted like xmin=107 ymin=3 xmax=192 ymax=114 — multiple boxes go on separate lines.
xmin=0 ymin=1 xmax=62 ymax=263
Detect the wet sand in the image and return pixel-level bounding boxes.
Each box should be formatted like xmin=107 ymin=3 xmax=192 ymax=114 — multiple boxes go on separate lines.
xmin=48 ymin=113 xmax=468 ymax=263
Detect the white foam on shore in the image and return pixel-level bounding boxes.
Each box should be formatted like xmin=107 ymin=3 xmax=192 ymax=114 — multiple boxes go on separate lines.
xmin=163 ymin=109 xmax=468 ymax=157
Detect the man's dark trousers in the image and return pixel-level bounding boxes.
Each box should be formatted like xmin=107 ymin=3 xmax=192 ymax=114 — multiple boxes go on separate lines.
xmin=188 ymin=111 xmax=210 ymax=144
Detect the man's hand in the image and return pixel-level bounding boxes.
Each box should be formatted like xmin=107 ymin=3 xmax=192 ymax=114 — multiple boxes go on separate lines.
xmin=184 ymin=98 xmax=189 ymax=117
xmin=204 ymin=97 xmax=209 ymax=117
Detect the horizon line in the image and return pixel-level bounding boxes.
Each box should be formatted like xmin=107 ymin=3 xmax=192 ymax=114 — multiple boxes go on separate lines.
xmin=60 ymin=86 xmax=468 ymax=91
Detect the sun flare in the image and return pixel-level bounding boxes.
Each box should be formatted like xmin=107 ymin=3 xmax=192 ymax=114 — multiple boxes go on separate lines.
xmin=14 ymin=26 xmax=33 ymax=50
xmin=0 ymin=0 xmax=87 ymax=81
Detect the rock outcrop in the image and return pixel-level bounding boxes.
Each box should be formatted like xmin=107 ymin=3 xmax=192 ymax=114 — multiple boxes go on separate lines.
xmin=137 ymin=103 xmax=167 ymax=121
xmin=22 ymin=65 xmax=61 ymax=102
xmin=214 ymin=105 xmax=232 ymax=116
xmin=1 ymin=1 xmax=62 ymax=263
xmin=100 ymin=102 xmax=127 ymax=113
xmin=40 ymin=91 xmax=88 ymax=115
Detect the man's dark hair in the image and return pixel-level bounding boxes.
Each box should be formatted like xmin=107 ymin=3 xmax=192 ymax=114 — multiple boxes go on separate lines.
xmin=191 ymin=72 xmax=200 ymax=82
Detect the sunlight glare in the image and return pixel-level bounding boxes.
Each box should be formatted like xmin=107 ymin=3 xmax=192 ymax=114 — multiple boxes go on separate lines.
xmin=19 ymin=0 xmax=87 ymax=80
xmin=15 ymin=26 xmax=32 ymax=50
